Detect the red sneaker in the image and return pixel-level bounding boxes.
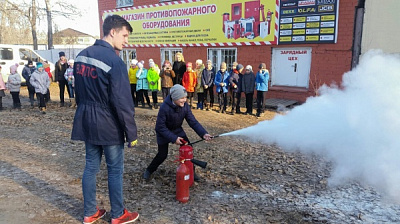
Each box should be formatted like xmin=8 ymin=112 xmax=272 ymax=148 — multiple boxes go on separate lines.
xmin=111 ymin=209 xmax=139 ymax=224
xmin=83 ymin=207 xmax=106 ymax=224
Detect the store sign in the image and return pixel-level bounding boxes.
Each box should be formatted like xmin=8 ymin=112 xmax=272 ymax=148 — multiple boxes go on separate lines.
xmin=278 ymin=0 xmax=339 ymax=44
xmin=103 ymin=0 xmax=278 ymax=47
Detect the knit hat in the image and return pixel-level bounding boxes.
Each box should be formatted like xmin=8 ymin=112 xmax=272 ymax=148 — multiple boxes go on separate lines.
xmin=131 ymin=59 xmax=138 ymax=65
xmin=140 ymin=60 xmax=145 ymax=65
xmin=149 ymin=59 xmax=154 ymax=63
xmin=149 ymin=61 xmax=155 ymax=68
xmin=137 ymin=62 xmax=143 ymax=69
xmin=259 ymin=63 xmax=266 ymax=69
xmin=36 ymin=62 xmax=43 ymax=68
xmin=236 ymin=64 xmax=244 ymax=70
xmin=59 ymin=51 xmax=65 ymax=57
xmin=220 ymin=62 xmax=227 ymax=69
xmin=170 ymin=84 xmax=187 ymax=101
xmin=28 ymin=60 xmax=33 ymax=66
xmin=245 ymin=65 xmax=252 ymax=71
xmin=10 ymin=63 xmax=18 ymax=74
xmin=68 ymin=59 xmax=74 ymax=65
xmin=186 ymin=62 xmax=192 ymax=68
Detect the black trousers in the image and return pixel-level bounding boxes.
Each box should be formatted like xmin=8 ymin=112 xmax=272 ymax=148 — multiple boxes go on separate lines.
xmin=147 ymin=136 xmax=189 ymax=173
xmin=10 ymin=92 xmax=21 ymax=108
xmin=218 ymin=92 xmax=227 ymax=111
xmin=235 ymin=92 xmax=242 ymax=113
xmin=162 ymin=87 xmax=170 ymax=100
xmin=130 ymin=84 xmax=137 ymax=106
xmin=203 ymin=86 xmax=214 ymax=105
xmin=197 ymin=92 xmax=204 ymax=104
xmin=231 ymin=91 xmax=238 ymax=112
xmin=138 ymin=89 xmax=150 ymax=106
xmin=58 ymin=79 xmax=70 ymax=103
xmin=245 ymin=92 xmax=254 ymax=114
xmin=27 ymin=85 xmax=36 ymax=104
xmin=256 ymin=91 xmax=265 ymax=114
xmin=36 ymin=92 xmax=46 ymax=108
xmin=151 ymin=91 xmax=158 ymax=104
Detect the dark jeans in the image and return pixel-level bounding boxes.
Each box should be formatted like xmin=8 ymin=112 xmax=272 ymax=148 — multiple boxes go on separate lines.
xmin=231 ymin=91 xmax=238 ymax=112
xmin=256 ymin=91 xmax=265 ymax=114
xmin=203 ymin=86 xmax=214 ymax=106
xmin=235 ymin=92 xmax=242 ymax=113
xmin=58 ymin=79 xmax=70 ymax=103
xmin=27 ymin=85 xmax=36 ymax=105
xmin=218 ymin=92 xmax=227 ymax=111
xmin=151 ymin=91 xmax=158 ymax=104
xmin=10 ymin=92 xmax=21 ymax=108
xmin=197 ymin=92 xmax=204 ymax=104
xmin=147 ymin=136 xmax=189 ymax=173
xmin=187 ymin=92 xmax=194 ymax=107
xmin=162 ymin=87 xmax=170 ymax=100
xmin=130 ymin=84 xmax=137 ymax=106
xmin=138 ymin=89 xmax=150 ymax=106
xmin=44 ymin=89 xmax=50 ymax=103
xmin=36 ymin=92 xmax=46 ymax=108
xmin=67 ymin=85 xmax=74 ymax=98
xmin=245 ymin=92 xmax=254 ymax=114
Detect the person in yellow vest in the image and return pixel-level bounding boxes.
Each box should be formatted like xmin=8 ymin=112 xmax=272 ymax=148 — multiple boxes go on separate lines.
xmin=128 ymin=59 xmax=139 ymax=106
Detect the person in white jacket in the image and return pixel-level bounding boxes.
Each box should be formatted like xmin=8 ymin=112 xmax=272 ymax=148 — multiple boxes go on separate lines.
xmin=7 ymin=64 xmax=22 ymax=110
xmin=30 ymin=62 xmax=50 ymax=114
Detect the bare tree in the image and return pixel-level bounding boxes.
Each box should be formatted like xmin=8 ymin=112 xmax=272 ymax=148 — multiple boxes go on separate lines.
xmin=44 ymin=0 xmax=53 ymax=49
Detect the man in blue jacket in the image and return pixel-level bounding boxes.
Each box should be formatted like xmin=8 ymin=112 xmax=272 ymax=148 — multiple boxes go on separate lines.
xmin=71 ymin=15 xmax=139 ymax=224
xmin=143 ymin=84 xmax=212 ymax=180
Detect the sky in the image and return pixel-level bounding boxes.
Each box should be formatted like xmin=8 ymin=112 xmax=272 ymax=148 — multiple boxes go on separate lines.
xmin=42 ymin=0 xmax=101 ymax=37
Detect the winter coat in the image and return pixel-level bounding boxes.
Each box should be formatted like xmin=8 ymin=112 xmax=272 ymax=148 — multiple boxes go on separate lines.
xmin=241 ymin=71 xmax=255 ymax=94
xmin=55 ymin=60 xmax=68 ymax=82
xmin=173 ymin=61 xmax=186 ymax=84
xmin=71 ymin=39 xmax=137 ymax=145
xmin=64 ymin=67 xmax=75 ymax=87
xmin=182 ymin=70 xmax=197 ymax=93
xmin=136 ymin=68 xmax=149 ymax=91
xmin=256 ymin=70 xmax=269 ymax=91
xmin=147 ymin=67 xmax=160 ymax=91
xmin=201 ymin=67 xmax=215 ymax=88
xmin=155 ymin=95 xmax=207 ymax=145
xmin=214 ymin=70 xmax=229 ymax=94
xmin=7 ymin=73 xmax=22 ymax=92
xmin=30 ymin=70 xmax=50 ymax=94
xmin=228 ymin=69 xmax=240 ymax=93
xmin=160 ymin=68 xmax=175 ymax=88
xmin=128 ymin=67 xmax=138 ymax=84
xmin=22 ymin=65 xmax=36 ymax=88
xmin=195 ymin=65 xmax=205 ymax=93
xmin=0 ymin=74 xmax=6 ymax=90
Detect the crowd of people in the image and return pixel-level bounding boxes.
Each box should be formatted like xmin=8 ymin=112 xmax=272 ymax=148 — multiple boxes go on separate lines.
xmin=128 ymin=53 xmax=270 ymax=117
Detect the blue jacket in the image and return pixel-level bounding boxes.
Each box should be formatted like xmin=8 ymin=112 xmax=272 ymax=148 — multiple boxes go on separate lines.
xmin=155 ymin=95 xmax=207 ymax=145
xmin=136 ymin=68 xmax=149 ymax=90
xmin=214 ymin=70 xmax=229 ymax=93
xmin=71 ymin=39 xmax=137 ymax=145
xmin=255 ymin=70 xmax=269 ymax=91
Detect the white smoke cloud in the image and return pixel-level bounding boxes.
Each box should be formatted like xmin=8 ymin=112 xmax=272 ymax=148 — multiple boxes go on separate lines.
xmin=225 ymin=50 xmax=400 ymax=201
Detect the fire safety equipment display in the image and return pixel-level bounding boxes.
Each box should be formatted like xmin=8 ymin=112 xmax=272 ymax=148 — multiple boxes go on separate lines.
xmin=278 ymin=0 xmax=339 ymax=44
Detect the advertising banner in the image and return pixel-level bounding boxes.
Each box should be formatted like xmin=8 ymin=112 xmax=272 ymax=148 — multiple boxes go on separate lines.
xmin=103 ymin=0 xmax=278 ymax=47
xmin=278 ymin=0 xmax=339 ymax=44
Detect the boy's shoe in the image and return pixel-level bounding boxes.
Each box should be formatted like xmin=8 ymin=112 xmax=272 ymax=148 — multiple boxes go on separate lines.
xmin=194 ymin=173 xmax=201 ymax=182
xmin=111 ymin=209 xmax=139 ymax=224
xmin=143 ymin=169 xmax=151 ymax=181
xmin=83 ymin=207 xmax=106 ymax=224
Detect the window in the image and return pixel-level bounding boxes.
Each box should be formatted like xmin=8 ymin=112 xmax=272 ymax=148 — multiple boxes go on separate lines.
xmin=0 ymin=48 xmax=13 ymax=60
xmin=19 ymin=48 xmax=42 ymax=62
xmin=207 ymin=48 xmax=237 ymax=71
xmin=161 ymin=48 xmax=183 ymax=64
xmin=119 ymin=49 xmax=136 ymax=70
xmin=116 ymin=0 xmax=133 ymax=8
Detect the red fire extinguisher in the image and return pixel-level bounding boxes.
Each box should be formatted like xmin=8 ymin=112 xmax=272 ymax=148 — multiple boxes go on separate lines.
xmin=176 ymin=158 xmax=190 ymax=203
xmin=179 ymin=143 xmax=194 ymax=187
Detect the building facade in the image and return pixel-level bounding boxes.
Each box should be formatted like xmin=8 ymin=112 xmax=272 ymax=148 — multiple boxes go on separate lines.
xmin=98 ymin=0 xmax=359 ymax=102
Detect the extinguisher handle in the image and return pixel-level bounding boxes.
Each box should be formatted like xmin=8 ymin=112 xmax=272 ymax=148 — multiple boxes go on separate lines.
xmin=180 ymin=139 xmax=188 ymax=146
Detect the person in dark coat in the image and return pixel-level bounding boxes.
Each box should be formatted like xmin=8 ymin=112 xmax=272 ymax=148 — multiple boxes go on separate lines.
xmin=241 ymin=65 xmax=256 ymax=115
xmin=172 ymin=52 xmax=186 ymax=85
xmin=228 ymin=64 xmax=240 ymax=115
xmin=143 ymin=84 xmax=212 ymax=181
xmin=235 ymin=64 xmax=245 ymax=114
xmin=71 ymin=15 xmax=139 ymax=224
xmin=55 ymin=51 xmax=70 ymax=107
xmin=201 ymin=60 xmax=215 ymax=110
xmin=22 ymin=60 xmax=37 ymax=107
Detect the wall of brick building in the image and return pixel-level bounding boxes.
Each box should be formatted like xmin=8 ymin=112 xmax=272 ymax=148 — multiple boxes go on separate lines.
xmin=98 ymin=0 xmax=358 ymax=103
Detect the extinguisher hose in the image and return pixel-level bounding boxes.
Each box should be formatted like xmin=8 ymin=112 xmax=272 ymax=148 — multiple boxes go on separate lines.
xmin=188 ymin=135 xmax=220 ymax=146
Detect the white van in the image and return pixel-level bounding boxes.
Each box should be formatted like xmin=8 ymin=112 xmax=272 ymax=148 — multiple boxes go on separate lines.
xmin=0 ymin=44 xmax=55 ymax=84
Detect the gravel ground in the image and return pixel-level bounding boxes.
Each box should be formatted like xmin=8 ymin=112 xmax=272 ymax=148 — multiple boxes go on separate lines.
xmin=0 ymin=83 xmax=399 ymax=224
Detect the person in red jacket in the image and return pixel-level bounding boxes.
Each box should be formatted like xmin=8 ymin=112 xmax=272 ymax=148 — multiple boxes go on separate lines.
xmin=182 ymin=62 xmax=197 ymax=108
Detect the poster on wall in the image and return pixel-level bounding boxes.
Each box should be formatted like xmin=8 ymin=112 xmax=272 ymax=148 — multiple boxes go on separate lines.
xmin=278 ymin=0 xmax=339 ymax=44
xmin=103 ymin=0 xmax=279 ymax=47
